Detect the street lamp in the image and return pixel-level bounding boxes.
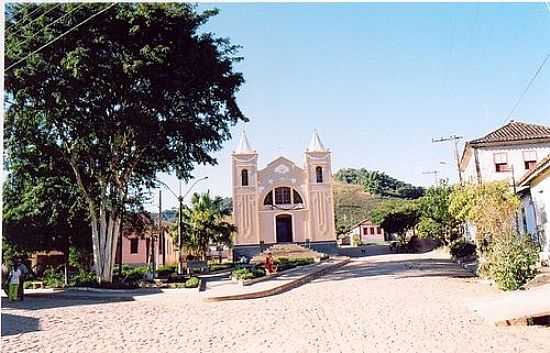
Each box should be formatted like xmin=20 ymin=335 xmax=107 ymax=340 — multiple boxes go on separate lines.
xmin=157 ymin=176 xmax=208 ymax=274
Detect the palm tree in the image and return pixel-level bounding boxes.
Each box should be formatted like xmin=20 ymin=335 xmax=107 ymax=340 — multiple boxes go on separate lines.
xmin=178 ymin=192 xmax=236 ymax=261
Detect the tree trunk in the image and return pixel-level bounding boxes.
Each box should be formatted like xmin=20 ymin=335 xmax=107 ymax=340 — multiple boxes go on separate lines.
xmin=90 ymin=204 xmax=121 ymax=284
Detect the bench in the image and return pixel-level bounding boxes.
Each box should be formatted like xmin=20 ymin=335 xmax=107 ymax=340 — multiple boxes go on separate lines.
xmin=30 ymin=281 xmax=43 ymax=289
xmin=186 ymin=261 xmax=208 ymax=274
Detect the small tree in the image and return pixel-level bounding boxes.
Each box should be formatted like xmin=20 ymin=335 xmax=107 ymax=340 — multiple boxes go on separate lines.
xmin=369 ymin=199 xmax=420 ymax=240
xmin=449 ymin=181 xmax=520 ymax=251
xmin=416 ymin=181 xmax=461 ymax=245
xmin=179 ymin=192 xmax=236 ymax=260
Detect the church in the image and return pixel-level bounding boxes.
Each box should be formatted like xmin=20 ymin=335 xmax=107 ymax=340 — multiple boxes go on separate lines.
xmin=232 ymin=129 xmax=337 ymax=259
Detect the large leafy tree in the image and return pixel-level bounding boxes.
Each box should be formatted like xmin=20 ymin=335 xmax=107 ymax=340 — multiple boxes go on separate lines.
xmin=2 ymin=141 xmax=91 ymax=262
xmin=178 ymin=192 xmax=236 ymax=260
xmin=5 ymin=3 xmax=246 ymax=282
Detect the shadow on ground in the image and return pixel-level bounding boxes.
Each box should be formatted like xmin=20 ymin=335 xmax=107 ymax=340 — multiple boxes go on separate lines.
xmin=1 ymin=293 xmax=135 ymax=311
xmin=338 ymin=244 xmax=392 ymax=258
xmin=1 ymin=313 xmax=41 ymax=336
xmin=314 ymin=257 xmax=474 ymax=284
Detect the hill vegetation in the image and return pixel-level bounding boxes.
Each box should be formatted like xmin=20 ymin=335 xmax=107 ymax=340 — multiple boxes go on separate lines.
xmin=332 ymin=181 xmax=385 ymax=235
xmin=335 ymin=168 xmax=425 ymax=199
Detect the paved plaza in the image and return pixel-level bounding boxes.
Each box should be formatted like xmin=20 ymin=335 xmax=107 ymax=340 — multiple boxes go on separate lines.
xmin=2 ymin=252 xmax=549 ymax=353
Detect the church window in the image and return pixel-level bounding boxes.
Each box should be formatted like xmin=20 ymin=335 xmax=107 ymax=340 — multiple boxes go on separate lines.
xmin=293 ymin=190 xmax=303 ymax=204
xmin=316 ymin=166 xmax=323 ymax=183
xmin=241 ymin=169 xmax=249 ymax=186
xmin=264 ymin=191 xmax=273 ymax=205
xmin=275 ymin=187 xmax=291 ymax=204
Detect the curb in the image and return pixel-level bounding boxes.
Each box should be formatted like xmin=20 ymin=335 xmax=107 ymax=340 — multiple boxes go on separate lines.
xmin=205 ymin=258 xmax=351 ymax=302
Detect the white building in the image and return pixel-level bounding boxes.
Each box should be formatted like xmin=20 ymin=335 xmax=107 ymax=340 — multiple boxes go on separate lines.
xmin=517 ymin=155 xmax=550 ymax=256
xmin=460 ymin=121 xmax=550 ymax=185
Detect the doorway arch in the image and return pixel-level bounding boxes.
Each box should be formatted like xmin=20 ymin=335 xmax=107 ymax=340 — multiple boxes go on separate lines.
xmin=275 ymin=214 xmax=293 ymax=243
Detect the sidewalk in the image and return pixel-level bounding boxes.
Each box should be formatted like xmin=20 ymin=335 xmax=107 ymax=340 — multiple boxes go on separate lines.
xmin=465 ymin=284 xmax=550 ymax=326
xmin=203 ymin=257 xmax=350 ymax=301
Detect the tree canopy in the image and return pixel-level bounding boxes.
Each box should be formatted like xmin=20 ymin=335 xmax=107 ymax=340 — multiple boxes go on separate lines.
xmin=369 ymin=199 xmax=420 ymax=237
xmin=416 ymin=181 xmax=461 ymax=245
xmin=4 ymin=3 xmax=246 ymax=282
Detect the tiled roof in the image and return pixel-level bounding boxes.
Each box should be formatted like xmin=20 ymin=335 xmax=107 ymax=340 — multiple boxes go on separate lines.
xmin=468 ymin=121 xmax=550 ymax=145
xmin=518 ymin=153 xmax=550 ymax=187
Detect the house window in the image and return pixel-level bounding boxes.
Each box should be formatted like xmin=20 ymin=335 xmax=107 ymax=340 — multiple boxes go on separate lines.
xmin=370 ymin=227 xmax=375 ymax=235
xmin=293 ymin=190 xmax=303 ymax=204
xmin=494 ymin=152 xmax=508 ymax=173
xmin=377 ymin=227 xmax=382 ymax=234
xmin=274 ymin=187 xmax=291 ymax=204
xmin=264 ymin=191 xmax=273 ymax=205
xmin=523 ymin=151 xmax=537 ymax=170
xmin=130 ymin=238 xmax=139 ymax=254
xmin=316 ymin=166 xmax=323 ymax=183
xmin=241 ymin=169 xmax=249 ymax=186
xmin=363 ymin=227 xmax=368 ymax=235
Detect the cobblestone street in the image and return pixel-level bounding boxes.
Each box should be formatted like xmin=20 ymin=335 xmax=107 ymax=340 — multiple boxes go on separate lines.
xmin=2 ymin=252 xmax=549 ymax=353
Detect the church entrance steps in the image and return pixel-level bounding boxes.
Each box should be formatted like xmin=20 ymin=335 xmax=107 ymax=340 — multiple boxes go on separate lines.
xmin=251 ymin=243 xmax=328 ymax=264
xmin=202 ymin=257 xmax=350 ymax=301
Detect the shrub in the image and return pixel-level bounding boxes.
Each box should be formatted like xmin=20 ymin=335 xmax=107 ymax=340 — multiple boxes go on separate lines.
xmin=479 ymin=234 xmax=538 ymax=291
xmin=156 ymin=265 xmax=176 ymax=277
xmin=209 ymin=263 xmax=233 ymax=272
xmin=123 ymin=266 xmax=148 ymax=285
xmin=450 ymin=240 xmax=476 ymax=258
xmin=276 ymin=257 xmax=315 ymax=271
xmin=184 ymin=276 xmax=200 ymax=288
xmin=43 ymin=266 xmax=64 ymax=288
xmin=70 ymin=270 xmax=97 ymax=287
xmin=231 ymin=267 xmax=265 ymax=280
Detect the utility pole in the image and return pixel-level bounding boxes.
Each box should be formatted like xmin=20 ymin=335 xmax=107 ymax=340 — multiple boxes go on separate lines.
xmin=432 ymin=135 xmax=463 ymax=184
xmin=422 ymin=170 xmax=439 ymax=185
xmin=159 ymin=190 xmax=165 ymax=267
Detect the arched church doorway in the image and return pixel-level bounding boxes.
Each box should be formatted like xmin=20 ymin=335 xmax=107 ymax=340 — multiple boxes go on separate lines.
xmin=275 ymin=214 xmax=293 ymax=243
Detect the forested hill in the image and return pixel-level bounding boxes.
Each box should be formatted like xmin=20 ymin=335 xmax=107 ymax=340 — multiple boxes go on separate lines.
xmin=334 ymin=168 xmax=425 ymax=199
xmin=333 ymin=182 xmax=385 ymax=235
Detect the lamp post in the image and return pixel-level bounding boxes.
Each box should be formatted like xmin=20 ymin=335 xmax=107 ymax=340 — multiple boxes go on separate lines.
xmin=157 ymin=176 xmax=208 ymax=274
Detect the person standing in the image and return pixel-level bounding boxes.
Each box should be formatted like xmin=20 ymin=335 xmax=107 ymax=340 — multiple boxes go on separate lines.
xmin=15 ymin=258 xmax=29 ymax=300
xmin=7 ymin=263 xmax=23 ymax=301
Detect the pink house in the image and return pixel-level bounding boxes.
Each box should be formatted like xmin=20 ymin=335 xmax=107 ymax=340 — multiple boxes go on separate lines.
xmin=349 ymin=219 xmax=385 ymax=242
xmin=115 ymin=217 xmax=178 ymax=267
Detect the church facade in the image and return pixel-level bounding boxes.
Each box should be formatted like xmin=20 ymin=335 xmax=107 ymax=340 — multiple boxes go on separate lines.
xmin=232 ymin=130 xmax=337 ymax=259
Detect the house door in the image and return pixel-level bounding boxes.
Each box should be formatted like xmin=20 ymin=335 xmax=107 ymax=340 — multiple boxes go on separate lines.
xmin=276 ymin=215 xmax=293 ymax=243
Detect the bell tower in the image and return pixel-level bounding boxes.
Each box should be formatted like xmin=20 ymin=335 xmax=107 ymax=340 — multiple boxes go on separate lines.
xmin=232 ymin=128 xmax=259 ymax=245
xmin=304 ymin=130 xmax=336 ymax=242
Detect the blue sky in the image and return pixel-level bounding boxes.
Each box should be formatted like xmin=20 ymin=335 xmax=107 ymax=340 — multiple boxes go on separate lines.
xmin=152 ymin=2 xmax=550 ymax=211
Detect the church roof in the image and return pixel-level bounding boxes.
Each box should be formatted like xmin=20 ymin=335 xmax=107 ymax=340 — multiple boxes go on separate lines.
xmin=234 ymin=127 xmax=255 ymax=154
xmin=307 ymin=130 xmax=328 ymax=152
xmin=467 ymin=121 xmax=550 ymax=146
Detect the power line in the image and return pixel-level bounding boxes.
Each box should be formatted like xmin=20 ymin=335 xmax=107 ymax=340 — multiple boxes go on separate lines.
xmin=9 ymin=4 xmax=62 ymax=37
xmin=5 ymin=5 xmax=45 ymax=31
xmin=6 ymin=3 xmax=116 ymax=72
xmin=13 ymin=3 xmax=86 ymax=49
xmin=505 ymin=51 xmax=550 ymax=122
